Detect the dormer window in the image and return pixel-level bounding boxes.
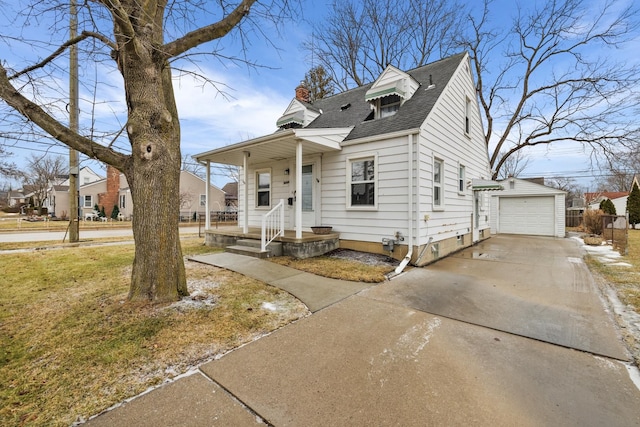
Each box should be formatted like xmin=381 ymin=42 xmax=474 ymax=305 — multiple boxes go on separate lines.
xmin=379 ymin=95 xmax=401 ymax=118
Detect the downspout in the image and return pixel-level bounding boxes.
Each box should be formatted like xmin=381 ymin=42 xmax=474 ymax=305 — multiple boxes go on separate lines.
xmin=394 ymin=133 xmax=414 ymax=275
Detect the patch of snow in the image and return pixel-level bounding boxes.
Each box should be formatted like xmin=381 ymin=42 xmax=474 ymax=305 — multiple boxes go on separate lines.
xmin=623 ymin=362 xmax=640 ymax=391
xmin=261 ymin=302 xmax=278 ymax=312
xmin=571 ymin=236 xmax=630 ymax=267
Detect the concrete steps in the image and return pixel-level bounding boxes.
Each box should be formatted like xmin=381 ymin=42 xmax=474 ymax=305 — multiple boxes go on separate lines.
xmin=225 ymin=239 xmax=283 ymax=259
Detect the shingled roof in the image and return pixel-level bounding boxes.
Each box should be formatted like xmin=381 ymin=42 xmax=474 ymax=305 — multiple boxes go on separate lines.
xmin=304 ymin=52 xmax=466 ymax=141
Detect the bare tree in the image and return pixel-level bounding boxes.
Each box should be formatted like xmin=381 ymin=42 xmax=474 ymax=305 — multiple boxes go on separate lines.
xmin=495 ymin=150 xmax=530 ymax=180
xmin=0 ymin=1 xmax=297 ymax=303
xmin=308 ymin=0 xmax=640 ymax=180
xmin=596 ymin=146 xmax=640 ymax=191
xmin=0 ymin=145 xmax=19 ymax=179
xmin=463 ymin=0 xmax=640 ymax=179
xmin=302 ymin=65 xmax=335 ymax=102
xmin=22 ymin=154 xmax=66 ymax=209
xmin=181 ymin=154 xmax=206 ymax=179
xmin=304 ymin=0 xmax=466 ymax=91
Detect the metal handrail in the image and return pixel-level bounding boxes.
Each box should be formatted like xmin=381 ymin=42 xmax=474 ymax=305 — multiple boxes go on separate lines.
xmin=261 ymin=199 xmax=285 ymax=251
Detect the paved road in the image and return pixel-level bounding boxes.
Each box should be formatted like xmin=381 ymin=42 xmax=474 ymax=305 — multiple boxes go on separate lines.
xmin=0 ymin=226 xmax=201 ymax=243
xmin=87 ymin=235 xmax=640 ymax=426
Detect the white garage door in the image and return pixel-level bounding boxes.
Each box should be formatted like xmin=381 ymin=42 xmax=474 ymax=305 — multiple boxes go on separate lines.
xmin=499 ymin=196 xmax=555 ymax=236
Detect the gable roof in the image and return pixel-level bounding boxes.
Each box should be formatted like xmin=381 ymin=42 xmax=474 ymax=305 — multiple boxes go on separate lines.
xmin=585 ymin=191 xmax=629 ymax=204
xmin=222 ymin=182 xmax=238 ymax=198
xmin=305 ymin=52 xmax=467 ymax=141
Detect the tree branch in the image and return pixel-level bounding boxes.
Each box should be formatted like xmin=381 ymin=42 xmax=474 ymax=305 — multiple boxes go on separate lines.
xmin=9 ymin=31 xmax=116 ymax=80
xmin=0 ymin=64 xmax=128 ymax=171
xmin=162 ymin=0 xmax=256 ymax=58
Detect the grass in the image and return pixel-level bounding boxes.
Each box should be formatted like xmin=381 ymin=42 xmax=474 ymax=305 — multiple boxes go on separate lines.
xmin=585 ymin=229 xmax=640 ymax=312
xmin=269 ymin=255 xmax=394 ymax=283
xmin=0 ymin=237 xmax=308 ymax=426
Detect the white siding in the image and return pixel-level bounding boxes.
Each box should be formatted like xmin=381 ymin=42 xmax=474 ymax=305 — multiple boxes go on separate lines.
xmin=321 ymin=135 xmax=411 ymax=242
xmin=416 ymin=56 xmax=491 ymax=245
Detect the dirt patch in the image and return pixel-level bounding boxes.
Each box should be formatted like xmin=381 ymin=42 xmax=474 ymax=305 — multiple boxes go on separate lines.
xmin=324 ymin=248 xmax=398 ymax=267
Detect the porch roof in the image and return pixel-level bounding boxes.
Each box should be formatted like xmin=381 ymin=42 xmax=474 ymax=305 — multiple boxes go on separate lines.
xmin=194 ymin=127 xmax=352 ymax=166
xmin=471 ymin=179 xmax=504 ymax=191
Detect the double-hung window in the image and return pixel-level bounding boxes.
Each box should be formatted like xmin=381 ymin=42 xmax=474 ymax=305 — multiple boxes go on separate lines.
xmin=433 ymin=158 xmax=443 ymax=209
xmin=458 ymin=164 xmax=466 ymax=194
xmin=199 ymin=194 xmax=206 ymax=207
xmin=348 ymin=156 xmax=376 ymax=208
xmin=256 ymin=170 xmax=271 ymax=208
xmin=83 ymin=195 xmax=92 ymax=208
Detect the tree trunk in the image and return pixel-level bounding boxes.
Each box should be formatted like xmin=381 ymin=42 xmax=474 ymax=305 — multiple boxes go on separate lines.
xmin=118 ymin=26 xmax=188 ymax=303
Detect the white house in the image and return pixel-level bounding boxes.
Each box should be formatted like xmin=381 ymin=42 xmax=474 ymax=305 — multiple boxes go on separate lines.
xmin=490 ymin=177 xmax=566 ymax=238
xmin=195 ymin=52 xmax=499 ymax=266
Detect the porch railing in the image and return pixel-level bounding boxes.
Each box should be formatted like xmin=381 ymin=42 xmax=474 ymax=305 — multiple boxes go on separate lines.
xmin=261 ymin=199 xmax=285 ymax=251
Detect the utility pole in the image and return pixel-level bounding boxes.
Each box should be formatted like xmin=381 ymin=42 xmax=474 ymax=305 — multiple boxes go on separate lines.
xmin=69 ymin=0 xmax=79 ymax=242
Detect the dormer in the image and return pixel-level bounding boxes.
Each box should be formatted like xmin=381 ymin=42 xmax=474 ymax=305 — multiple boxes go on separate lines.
xmin=276 ymin=83 xmax=321 ymax=129
xmin=365 ymin=65 xmax=419 ymax=119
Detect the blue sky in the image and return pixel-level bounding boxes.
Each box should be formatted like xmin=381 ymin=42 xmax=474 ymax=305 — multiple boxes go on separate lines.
xmin=1 ymin=0 xmax=637 ymax=190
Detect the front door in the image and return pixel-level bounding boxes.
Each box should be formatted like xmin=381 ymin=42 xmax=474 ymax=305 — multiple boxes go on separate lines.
xmin=293 ymin=159 xmax=320 ymax=229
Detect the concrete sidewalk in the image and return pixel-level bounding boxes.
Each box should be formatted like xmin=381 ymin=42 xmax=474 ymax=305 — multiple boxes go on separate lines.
xmin=85 ymin=237 xmax=640 ymax=426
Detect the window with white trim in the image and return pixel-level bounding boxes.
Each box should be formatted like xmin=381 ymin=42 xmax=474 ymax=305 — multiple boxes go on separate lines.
xmin=199 ymin=194 xmax=206 ymax=206
xmin=256 ymin=170 xmax=271 ymax=207
xmin=378 ymin=94 xmax=401 ymax=118
xmin=458 ymin=164 xmax=466 ymax=194
xmin=348 ymin=156 xmax=376 ymax=208
xmin=83 ymin=195 xmax=93 ymax=208
xmin=433 ymin=158 xmax=443 ymax=208
xmin=119 ymin=194 xmax=126 ymax=209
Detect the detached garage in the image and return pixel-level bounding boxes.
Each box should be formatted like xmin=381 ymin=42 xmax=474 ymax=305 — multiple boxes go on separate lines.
xmin=490 ymin=178 xmax=566 ymax=238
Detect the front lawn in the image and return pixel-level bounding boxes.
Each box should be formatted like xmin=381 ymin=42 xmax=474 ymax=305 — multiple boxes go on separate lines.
xmin=0 ymin=237 xmax=308 ymax=426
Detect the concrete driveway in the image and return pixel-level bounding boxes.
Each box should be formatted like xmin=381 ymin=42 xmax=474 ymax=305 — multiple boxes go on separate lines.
xmin=364 ymin=234 xmax=629 ymax=360
xmin=87 ymin=235 xmax=640 ymax=426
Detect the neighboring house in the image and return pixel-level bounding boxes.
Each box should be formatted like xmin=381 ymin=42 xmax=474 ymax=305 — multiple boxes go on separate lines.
xmin=222 ymin=182 xmax=238 ymax=210
xmin=585 ymin=191 xmax=629 ymax=215
xmin=7 ymin=190 xmax=25 ymax=207
xmin=195 ymin=52 xmax=498 ymax=264
xmin=490 ymin=177 xmax=566 ymax=238
xmin=177 ymin=170 xmax=226 ymax=220
xmin=77 ymin=167 xmax=226 ymax=221
xmin=42 ymin=166 xmax=105 ymax=217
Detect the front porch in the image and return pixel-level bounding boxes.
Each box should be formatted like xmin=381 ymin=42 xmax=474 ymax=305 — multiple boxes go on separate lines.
xmin=204 ymin=227 xmax=340 ymax=259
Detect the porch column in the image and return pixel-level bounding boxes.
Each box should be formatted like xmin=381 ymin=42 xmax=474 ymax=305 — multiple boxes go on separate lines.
xmin=205 ymin=161 xmax=211 ymax=230
xmin=296 ymin=140 xmax=302 ymax=239
xmin=242 ymin=151 xmax=249 ymax=234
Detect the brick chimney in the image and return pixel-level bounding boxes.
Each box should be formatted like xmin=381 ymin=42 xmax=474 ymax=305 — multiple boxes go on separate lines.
xmin=103 ymin=165 xmax=120 ymax=218
xmin=295 ymin=82 xmax=310 ymax=103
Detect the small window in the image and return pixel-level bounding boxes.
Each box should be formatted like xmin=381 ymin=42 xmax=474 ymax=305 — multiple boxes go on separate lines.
xmin=83 ymin=195 xmax=92 ymax=208
xmin=256 ymin=170 xmax=271 ymax=207
xmin=458 ymin=165 xmax=466 ymax=193
xmin=434 ymin=159 xmax=443 ymax=208
xmin=199 ymin=194 xmax=206 ymax=207
xmin=465 ymin=96 xmax=471 ymax=135
xmin=379 ymin=95 xmax=401 ymax=118
xmin=348 ymin=156 xmax=376 ymax=208
xmin=119 ymin=194 xmax=126 ymax=209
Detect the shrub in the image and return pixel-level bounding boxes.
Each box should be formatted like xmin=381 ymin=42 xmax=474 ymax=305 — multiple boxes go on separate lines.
xmin=628 ymin=181 xmax=640 ymax=229
xmin=582 ymin=209 xmax=603 ymax=235
xmin=111 ymin=205 xmax=120 ymax=220
xmin=599 ymin=198 xmax=616 ymax=215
